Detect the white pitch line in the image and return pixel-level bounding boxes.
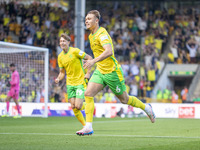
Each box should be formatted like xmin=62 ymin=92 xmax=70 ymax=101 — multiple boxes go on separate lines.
xmin=0 ymin=133 xmax=74 ymax=136
xmin=93 ymin=119 xmax=149 ymax=123
xmin=93 ymin=118 xmax=165 ymax=124
xmin=94 ymin=134 xmax=200 ymax=139
xmin=0 ymin=133 xmax=199 ymax=139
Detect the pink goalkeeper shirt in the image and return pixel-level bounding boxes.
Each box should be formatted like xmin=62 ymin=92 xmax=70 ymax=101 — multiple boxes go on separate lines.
xmin=10 ymin=70 xmax=20 ymax=91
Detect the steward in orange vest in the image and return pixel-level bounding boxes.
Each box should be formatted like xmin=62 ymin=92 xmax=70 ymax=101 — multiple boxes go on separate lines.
xmin=181 ymin=87 xmax=188 ymax=102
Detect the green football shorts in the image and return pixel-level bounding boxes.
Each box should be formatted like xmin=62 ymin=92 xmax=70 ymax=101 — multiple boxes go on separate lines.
xmin=67 ymin=84 xmax=85 ymax=99
xmin=89 ymin=68 xmax=126 ymax=95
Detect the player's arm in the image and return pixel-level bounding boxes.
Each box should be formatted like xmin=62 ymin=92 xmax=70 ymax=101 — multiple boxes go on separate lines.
xmin=55 ymin=68 xmax=65 ymax=83
xmin=10 ymin=74 xmax=18 ymax=86
xmin=94 ymin=44 xmax=113 ymax=62
xmin=83 ymin=54 xmax=93 ymax=79
xmin=83 ymin=44 xmax=112 ymax=69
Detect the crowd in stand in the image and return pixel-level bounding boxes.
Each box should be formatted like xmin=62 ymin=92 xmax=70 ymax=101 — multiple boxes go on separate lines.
xmin=169 ymin=10 xmax=200 ymax=64
xmin=0 ymin=1 xmax=200 ymax=103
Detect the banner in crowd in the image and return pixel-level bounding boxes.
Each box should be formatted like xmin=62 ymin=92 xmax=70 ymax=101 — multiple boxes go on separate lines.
xmin=0 ymin=103 xmax=200 ymax=119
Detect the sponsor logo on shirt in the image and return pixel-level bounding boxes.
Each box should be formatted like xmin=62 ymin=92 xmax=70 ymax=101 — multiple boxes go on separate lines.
xmin=79 ymin=51 xmax=84 ymax=56
xmin=100 ymin=35 xmax=109 ymax=41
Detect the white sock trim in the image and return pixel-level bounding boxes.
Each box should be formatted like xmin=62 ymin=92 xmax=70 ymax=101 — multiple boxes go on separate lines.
xmin=86 ymin=122 xmax=92 ymax=129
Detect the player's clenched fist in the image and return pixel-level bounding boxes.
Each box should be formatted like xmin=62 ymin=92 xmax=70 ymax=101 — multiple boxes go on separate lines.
xmin=55 ymin=78 xmax=59 ymax=84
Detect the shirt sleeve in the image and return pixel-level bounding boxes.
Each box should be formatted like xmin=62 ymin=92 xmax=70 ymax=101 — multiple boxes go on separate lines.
xmin=99 ymin=33 xmax=111 ymax=47
xmin=74 ymin=48 xmax=86 ymax=59
xmin=58 ymin=56 xmax=63 ymax=68
xmin=10 ymin=73 xmax=18 ymax=86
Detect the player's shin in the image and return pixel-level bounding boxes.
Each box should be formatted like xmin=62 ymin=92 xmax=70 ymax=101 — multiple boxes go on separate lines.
xmin=85 ymin=96 xmax=94 ymax=128
xmin=127 ymin=96 xmax=145 ymax=110
xmin=73 ymin=108 xmax=86 ymax=126
xmin=80 ymin=102 xmax=86 ymax=111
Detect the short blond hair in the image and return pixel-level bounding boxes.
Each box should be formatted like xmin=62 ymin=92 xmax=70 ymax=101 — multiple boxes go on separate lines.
xmin=87 ymin=10 xmax=101 ymax=20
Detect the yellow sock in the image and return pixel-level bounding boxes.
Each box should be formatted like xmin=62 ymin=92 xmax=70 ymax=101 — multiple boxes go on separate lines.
xmin=85 ymin=96 xmax=94 ymax=122
xmin=127 ymin=96 xmax=145 ymax=110
xmin=80 ymin=102 xmax=86 ymax=111
xmin=73 ymin=108 xmax=86 ymax=126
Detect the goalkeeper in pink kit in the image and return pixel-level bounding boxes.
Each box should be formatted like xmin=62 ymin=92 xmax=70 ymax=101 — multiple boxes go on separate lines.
xmin=2 ymin=63 xmax=21 ymax=118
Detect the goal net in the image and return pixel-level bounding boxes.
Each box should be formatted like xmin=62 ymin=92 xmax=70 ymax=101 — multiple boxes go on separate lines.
xmin=0 ymin=42 xmax=49 ymax=118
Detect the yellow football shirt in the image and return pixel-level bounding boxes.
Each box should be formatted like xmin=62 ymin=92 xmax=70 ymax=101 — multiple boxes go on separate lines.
xmin=154 ymin=39 xmax=163 ymax=50
xmin=88 ymin=27 xmax=119 ymax=74
xmin=147 ymin=70 xmax=156 ymax=81
xmin=58 ymin=47 xmax=86 ymax=86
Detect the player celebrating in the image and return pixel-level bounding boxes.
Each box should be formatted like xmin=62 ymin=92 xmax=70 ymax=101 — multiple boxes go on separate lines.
xmin=55 ymin=33 xmax=92 ymax=134
xmin=2 ymin=63 xmax=21 ymax=118
xmin=76 ymin=10 xmax=156 ymax=135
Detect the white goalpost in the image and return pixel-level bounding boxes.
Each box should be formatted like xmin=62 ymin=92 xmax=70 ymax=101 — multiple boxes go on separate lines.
xmin=0 ymin=41 xmax=49 ymax=118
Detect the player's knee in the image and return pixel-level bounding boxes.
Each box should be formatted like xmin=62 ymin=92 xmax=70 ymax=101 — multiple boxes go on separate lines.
xmin=119 ymin=97 xmax=128 ymax=104
xmin=6 ymin=96 xmax=11 ymax=102
xmin=120 ymin=99 xmax=127 ymax=104
xmin=75 ymin=106 xmax=81 ymax=110
xmin=84 ymin=90 xmax=92 ymax=97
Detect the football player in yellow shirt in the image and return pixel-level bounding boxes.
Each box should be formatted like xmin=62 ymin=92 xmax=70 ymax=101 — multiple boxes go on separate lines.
xmin=76 ymin=10 xmax=156 ymax=136
xmin=55 ymin=33 xmax=92 ymax=134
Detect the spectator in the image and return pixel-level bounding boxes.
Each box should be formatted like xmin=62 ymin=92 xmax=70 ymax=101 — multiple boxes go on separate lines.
xmin=170 ymin=43 xmax=178 ymax=63
xmin=26 ymin=33 xmax=33 ymax=45
xmin=116 ymin=107 xmax=125 ymax=118
xmin=147 ymin=65 xmax=156 ymax=88
xmin=101 ymin=89 xmax=117 ymax=103
xmin=121 ymin=60 xmax=130 ymax=78
xmin=35 ymin=88 xmax=41 ymax=103
xmin=146 ymin=81 xmax=152 ymax=98
xmin=53 ymin=83 xmax=61 ymax=102
xmin=167 ymin=50 xmax=175 ymax=64
xmin=129 ymin=79 xmax=138 ymax=97
xmin=186 ymin=38 xmax=198 ymax=63
xmin=139 ymin=76 xmax=145 ymax=98
xmin=163 ymin=86 xmax=172 ymax=102
xmin=181 ymin=86 xmax=188 ymax=103
xmin=171 ymin=90 xmax=179 ymax=103
xmin=130 ymin=60 xmax=139 ymax=79
xmin=156 ymin=87 xmax=163 ymax=102
xmin=49 ymin=56 xmax=57 ymax=72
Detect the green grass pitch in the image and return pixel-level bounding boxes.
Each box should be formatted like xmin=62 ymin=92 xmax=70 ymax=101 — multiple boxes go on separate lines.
xmin=0 ymin=117 xmax=200 ymax=150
